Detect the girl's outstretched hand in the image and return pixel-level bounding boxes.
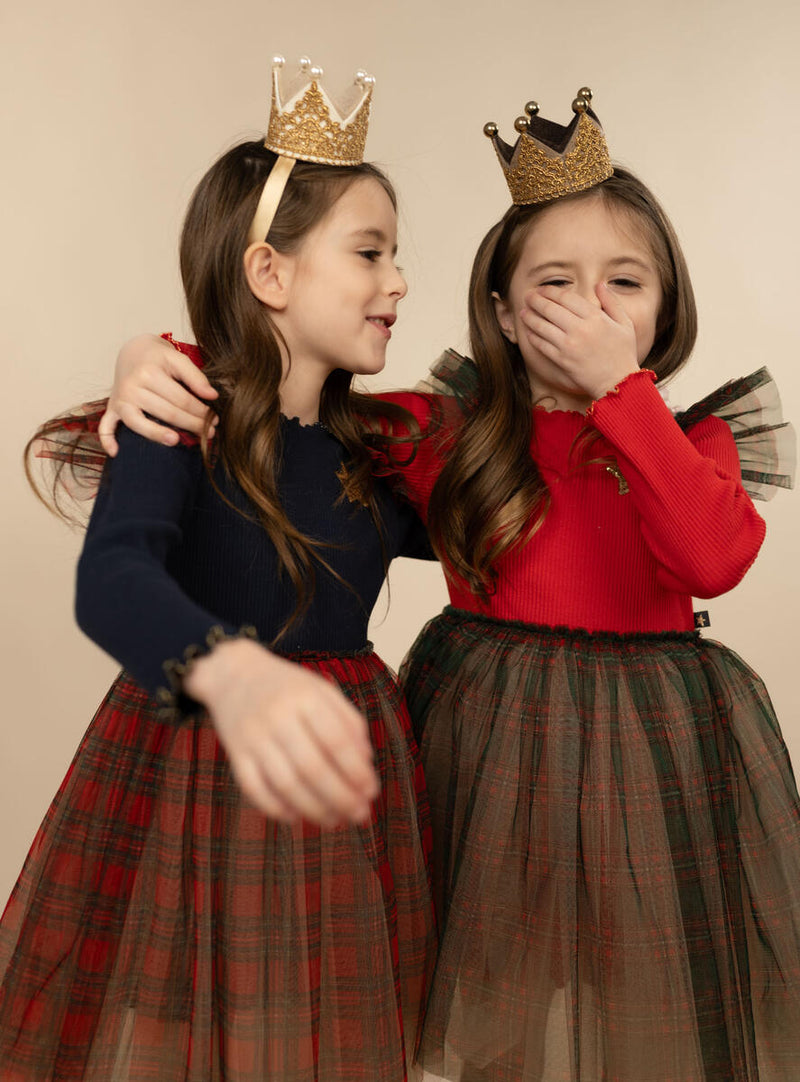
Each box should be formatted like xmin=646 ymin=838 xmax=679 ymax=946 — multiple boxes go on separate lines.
xmin=99 ymin=334 xmax=218 ymax=456
xmin=184 ymin=638 xmax=380 ymax=828
xmin=520 ymin=283 xmax=641 ymax=401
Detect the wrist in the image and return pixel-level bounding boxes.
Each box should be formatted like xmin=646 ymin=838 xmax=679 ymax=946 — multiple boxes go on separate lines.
xmin=588 ymin=363 xmax=644 ymax=402
xmin=586 ymin=367 xmax=659 ymax=426
xmin=184 ymin=638 xmax=265 ymax=705
xmin=589 ymin=366 xmax=655 ymax=403
xmin=156 ymin=624 xmax=259 ymax=714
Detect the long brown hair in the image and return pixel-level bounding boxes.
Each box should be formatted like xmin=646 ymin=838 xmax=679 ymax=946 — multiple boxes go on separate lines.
xmin=180 ymin=141 xmax=423 ymax=637
xmin=26 ymin=140 xmax=420 ymax=640
xmin=428 ymin=165 xmax=698 ymax=595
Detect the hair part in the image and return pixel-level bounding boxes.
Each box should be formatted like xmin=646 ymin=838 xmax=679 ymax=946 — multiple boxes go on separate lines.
xmin=428 ymin=165 xmax=697 ymax=596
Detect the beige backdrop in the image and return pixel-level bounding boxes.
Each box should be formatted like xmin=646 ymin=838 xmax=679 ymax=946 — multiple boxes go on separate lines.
xmin=2 ymin=0 xmax=798 ymax=905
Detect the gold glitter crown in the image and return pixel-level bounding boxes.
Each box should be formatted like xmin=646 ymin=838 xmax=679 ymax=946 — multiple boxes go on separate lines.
xmin=484 ymin=87 xmax=613 ymax=205
xmin=264 ymin=55 xmax=374 ymax=167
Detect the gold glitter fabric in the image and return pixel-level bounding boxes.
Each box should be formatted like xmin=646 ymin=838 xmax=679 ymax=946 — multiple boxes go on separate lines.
xmin=494 ymin=112 xmax=613 ymax=205
xmin=265 ymin=76 xmax=372 ymax=167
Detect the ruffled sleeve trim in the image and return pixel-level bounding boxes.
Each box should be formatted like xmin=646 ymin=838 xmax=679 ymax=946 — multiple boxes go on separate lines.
xmin=155 ymin=623 xmax=259 ymax=720
xmin=585 ymin=368 xmax=657 ymax=418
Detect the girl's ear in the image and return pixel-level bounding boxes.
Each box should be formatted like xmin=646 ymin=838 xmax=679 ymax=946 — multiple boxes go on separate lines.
xmin=243 ymin=242 xmax=293 ymax=310
xmin=491 ymin=290 xmax=517 ymax=343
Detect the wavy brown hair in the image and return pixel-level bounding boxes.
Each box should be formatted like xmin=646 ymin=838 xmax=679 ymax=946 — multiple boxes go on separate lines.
xmin=428 ymin=165 xmax=698 ymax=595
xmin=26 ymin=140 xmax=420 ymax=640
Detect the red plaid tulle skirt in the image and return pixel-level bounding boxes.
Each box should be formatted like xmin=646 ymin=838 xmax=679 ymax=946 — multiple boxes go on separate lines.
xmin=401 ymin=609 xmax=800 ymax=1082
xmin=0 ymin=652 xmax=435 ymax=1081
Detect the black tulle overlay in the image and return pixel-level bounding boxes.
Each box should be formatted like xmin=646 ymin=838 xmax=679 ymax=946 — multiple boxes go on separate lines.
xmin=674 ymin=367 xmax=795 ymax=500
xmin=401 ymin=609 xmax=800 ymax=1082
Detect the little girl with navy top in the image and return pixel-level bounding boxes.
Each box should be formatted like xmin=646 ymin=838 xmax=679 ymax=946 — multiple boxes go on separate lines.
xmin=0 ymin=60 xmax=435 ymax=1081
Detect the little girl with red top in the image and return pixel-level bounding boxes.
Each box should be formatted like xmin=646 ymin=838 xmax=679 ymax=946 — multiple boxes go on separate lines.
xmin=40 ymin=90 xmax=800 ymax=1080
xmin=0 ymin=60 xmax=436 ymax=1081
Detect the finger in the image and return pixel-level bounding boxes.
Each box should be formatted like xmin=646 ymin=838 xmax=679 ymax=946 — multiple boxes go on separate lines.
xmin=126 ymin=385 xmax=213 ymax=435
xmin=530 ymin=286 xmax=599 ymax=325
xmin=518 ymin=307 xmax=567 ymax=348
xmin=283 ymin=701 xmax=376 ymax=801
xmin=523 ymin=332 xmax=563 ymax=364
xmin=261 ymin=743 xmax=343 ymax=827
xmin=165 ymin=353 xmax=219 ymax=400
xmin=596 ymin=281 xmax=632 ymax=325
xmin=147 ymin=367 xmax=217 ymax=420
xmin=117 ymin=368 xmax=216 ymax=429
xmin=523 ymin=291 xmax=579 ymax=334
xmin=316 ymin=674 xmax=375 ymax=753
xmin=234 ymin=754 xmax=299 ymax=821
xmin=115 ymin=402 xmax=180 ymax=446
xmin=97 ymin=407 xmax=122 ymax=457
xmin=284 ymin=721 xmax=375 ymax=822
xmin=303 ymin=701 xmax=379 ymax=802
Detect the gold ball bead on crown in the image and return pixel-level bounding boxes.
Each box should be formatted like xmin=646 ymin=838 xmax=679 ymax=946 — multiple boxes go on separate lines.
xmin=514 ymin=115 xmax=529 ymax=132
xmin=577 ymin=86 xmax=593 ymax=102
xmin=572 ymin=96 xmax=589 ymax=113
xmin=525 ymin=101 xmax=540 ymax=116
xmin=483 ymin=121 xmax=498 ymax=138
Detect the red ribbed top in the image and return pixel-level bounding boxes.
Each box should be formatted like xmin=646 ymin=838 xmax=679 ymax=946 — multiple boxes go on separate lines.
xmin=379 ymin=369 xmax=766 ymax=633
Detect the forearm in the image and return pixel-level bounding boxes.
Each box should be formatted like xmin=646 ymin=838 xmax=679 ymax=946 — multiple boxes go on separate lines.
xmin=589 ymin=371 xmax=766 ymax=596
xmin=75 ymin=426 xmax=238 ymax=704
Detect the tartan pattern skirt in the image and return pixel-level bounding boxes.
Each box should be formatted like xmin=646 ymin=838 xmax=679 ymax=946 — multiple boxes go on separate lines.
xmin=400 ymin=608 xmax=800 ymax=1082
xmin=0 ymin=653 xmax=435 ymax=1082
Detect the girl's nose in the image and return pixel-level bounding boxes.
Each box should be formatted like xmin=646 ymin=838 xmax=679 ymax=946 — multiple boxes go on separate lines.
xmin=387 ymin=265 xmax=408 ymax=300
xmin=578 ymin=282 xmax=602 ymax=307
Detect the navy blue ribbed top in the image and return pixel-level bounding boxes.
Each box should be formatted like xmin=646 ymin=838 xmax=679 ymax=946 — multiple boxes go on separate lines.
xmin=76 ymin=416 xmax=431 ymax=702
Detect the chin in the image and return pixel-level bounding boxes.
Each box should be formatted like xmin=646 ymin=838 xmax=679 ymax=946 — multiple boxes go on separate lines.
xmin=351 ymin=357 xmax=388 ymax=377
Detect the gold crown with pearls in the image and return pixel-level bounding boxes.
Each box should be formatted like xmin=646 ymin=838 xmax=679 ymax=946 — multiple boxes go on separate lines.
xmin=264 ymin=55 xmax=374 ymax=166
xmin=248 ymin=56 xmax=375 ymax=243
xmin=484 ymin=87 xmax=613 ymax=205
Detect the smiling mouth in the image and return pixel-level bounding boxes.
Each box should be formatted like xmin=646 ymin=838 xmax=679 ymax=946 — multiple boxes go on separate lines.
xmin=366 ymin=316 xmax=395 ymax=338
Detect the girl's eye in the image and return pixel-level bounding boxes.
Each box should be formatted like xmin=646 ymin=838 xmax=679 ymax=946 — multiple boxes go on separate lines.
xmin=359 ymin=249 xmax=381 ymax=262
xmin=610 ymin=277 xmax=641 ymax=289
xmin=541 ymin=278 xmax=570 ymax=288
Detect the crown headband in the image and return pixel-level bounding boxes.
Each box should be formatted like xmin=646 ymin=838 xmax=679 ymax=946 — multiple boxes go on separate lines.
xmin=483 ymin=87 xmax=613 ymax=206
xmin=248 ymin=56 xmax=375 ymax=244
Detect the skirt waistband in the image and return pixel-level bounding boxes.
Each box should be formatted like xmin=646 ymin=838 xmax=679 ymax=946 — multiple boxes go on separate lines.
xmin=275 ymin=641 xmax=375 ymax=660
xmin=440 ymin=605 xmax=700 ymax=645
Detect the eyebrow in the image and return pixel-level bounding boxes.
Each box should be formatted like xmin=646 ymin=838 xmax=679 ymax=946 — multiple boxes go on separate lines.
xmin=527 ymin=256 xmax=653 ymax=276
xmin=607 ymin=256 xmax=653 ymax=271
xmin=350 ymin=228 xmax=398 ymax=255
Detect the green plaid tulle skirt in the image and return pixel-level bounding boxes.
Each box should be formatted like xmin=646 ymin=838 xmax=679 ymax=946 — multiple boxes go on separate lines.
xmin=400 ymin=608 xmax=800 ymax=1082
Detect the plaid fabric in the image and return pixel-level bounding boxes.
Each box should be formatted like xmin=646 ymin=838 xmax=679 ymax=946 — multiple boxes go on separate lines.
xmin=0 ymin=655 xmax=435 ymax=1081
xmin=401 ymin=608 xmax=800 ymax=1082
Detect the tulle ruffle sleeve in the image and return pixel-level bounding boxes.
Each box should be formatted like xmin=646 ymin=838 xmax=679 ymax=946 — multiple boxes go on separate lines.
xmin=674 ymin=366 xmax=795 ymax=501
xmin=412 ymin=348 xmax=479 ymax=416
